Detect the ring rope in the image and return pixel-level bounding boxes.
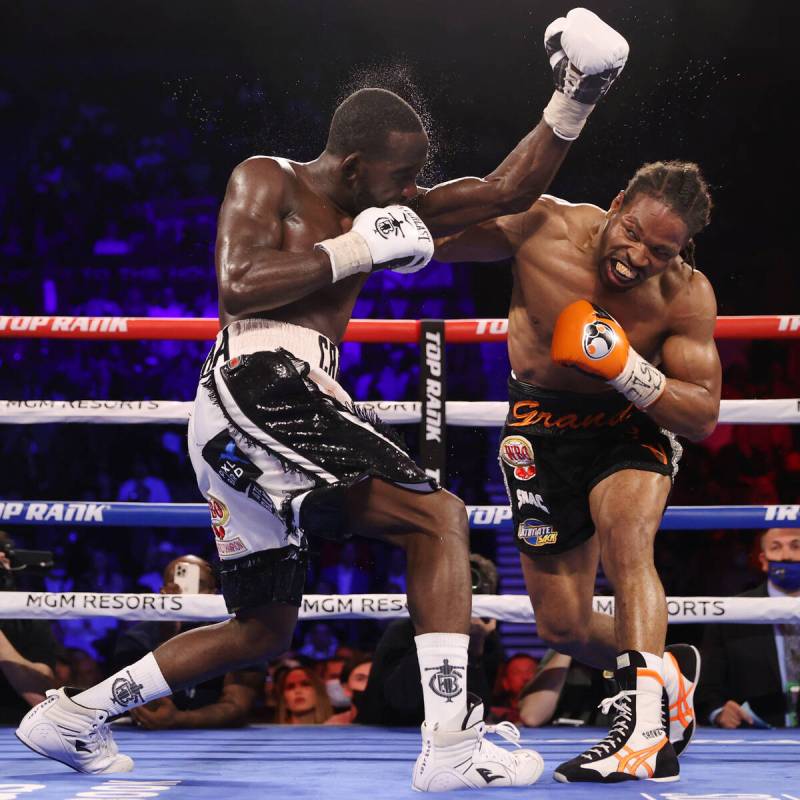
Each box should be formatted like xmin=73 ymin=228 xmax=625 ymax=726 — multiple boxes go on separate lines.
xmin=1 ymin=592 xmax=797 ymax=624
xmin=1 ymin=398 xmax=798 ymax=426
xmin=2 ymin=315 xmax=800 ymax=341
xmin=2 ymin=501 xmax=799 ymax=530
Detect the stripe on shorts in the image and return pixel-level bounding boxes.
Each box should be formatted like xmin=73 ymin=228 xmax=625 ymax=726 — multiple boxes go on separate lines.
xmin=211 ymin=370 xmax=339 ymax=484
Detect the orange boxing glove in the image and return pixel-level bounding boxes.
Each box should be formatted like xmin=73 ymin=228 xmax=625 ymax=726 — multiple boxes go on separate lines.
xmin=551 ymin=300 xmax=666 ymax=409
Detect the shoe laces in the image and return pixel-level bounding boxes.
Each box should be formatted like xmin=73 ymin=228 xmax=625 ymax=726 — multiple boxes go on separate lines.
xmin=584 ymin=690 xmax=641 ymax=759
xmin=476 ymin=721 xmax=523 ymax=769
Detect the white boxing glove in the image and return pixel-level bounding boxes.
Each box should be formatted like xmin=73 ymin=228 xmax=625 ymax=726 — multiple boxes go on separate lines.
xmin=542 ymin=8 xmax=629 ymax=141
xmin=315 ymin=205 xmax=434 ymax=283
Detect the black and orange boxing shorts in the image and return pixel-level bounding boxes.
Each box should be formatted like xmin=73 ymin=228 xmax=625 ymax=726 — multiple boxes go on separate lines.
xmin=499 ymin=375 xmax=682 ymax=558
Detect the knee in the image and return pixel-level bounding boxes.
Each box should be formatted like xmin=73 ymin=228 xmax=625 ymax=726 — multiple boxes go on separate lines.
xmin=228 ymin=615 xmax=294 ymax=664
xmin=534 ymin=606 xmax=589 ymax=651
xmin=428 ymin=491 xmax=469 ymax=545
xmin=599 ymin=522 xmax=655 ymax=579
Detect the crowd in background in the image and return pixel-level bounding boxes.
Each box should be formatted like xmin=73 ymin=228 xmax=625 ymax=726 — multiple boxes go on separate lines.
xmin=1 ymin=79 xmax=799 ymax=720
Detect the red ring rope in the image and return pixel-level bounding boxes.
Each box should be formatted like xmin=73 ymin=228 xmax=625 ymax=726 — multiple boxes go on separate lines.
xmin=0 ymin=315 xmax=799 ymax=342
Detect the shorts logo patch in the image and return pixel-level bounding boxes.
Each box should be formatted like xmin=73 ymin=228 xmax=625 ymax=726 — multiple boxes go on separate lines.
xmin=500 ymin=435 xmax=535 ymax=468
xmin=208 ymin=493 xmax=230 ymax=540
xmin=583 ymin=321 xmax=616 ymax=360
xmin=515 ymin=489 xmax=550 ymax=514
xmin=216 ymin=536 xmax=248 ymax=557
xmin=202 ymin=431 xmax=276 ymax=514
xmin=518 ymin=518 xmax=558 ymax=547
xmin=514 ymin=464 xmax=537 ymax=481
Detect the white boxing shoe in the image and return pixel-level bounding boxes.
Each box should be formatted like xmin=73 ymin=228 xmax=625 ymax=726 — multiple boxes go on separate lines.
xmin=412 ymin=695 xmax=544 ymax=792
xmin=16 ymin=687 xmax=134 ymax=774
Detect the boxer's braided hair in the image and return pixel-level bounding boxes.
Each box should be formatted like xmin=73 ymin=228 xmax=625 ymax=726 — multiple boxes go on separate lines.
xmin=326 ymin=88 xmax=424 ymax=159
xmin=622 ymin=161 xmax=712 ymax=269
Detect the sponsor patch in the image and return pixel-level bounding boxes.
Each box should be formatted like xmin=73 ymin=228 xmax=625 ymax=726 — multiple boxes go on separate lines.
xmin=216 ymin=537 xmax=248 ymax=557
xmin=208 ymin=493 xmax=230 ymax=540
xmin=203 ymin=431 xmax=263 ymax=492
xmin=518 ymin=518 xmax=558 ymax=547
xmin=583 ymin=321 xmax=616 ymax=360
xmin=202 ymin=431 xmax=276 ymax=514
xmin=500 ymin=435 xmax=535 ymax=468
xmin=513 ymin=464 xmax=537 ymax=481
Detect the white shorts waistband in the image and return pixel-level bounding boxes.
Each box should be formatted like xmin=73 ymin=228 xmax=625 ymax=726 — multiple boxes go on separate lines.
xmin=207 ymin=318 xmax=340 ymax=382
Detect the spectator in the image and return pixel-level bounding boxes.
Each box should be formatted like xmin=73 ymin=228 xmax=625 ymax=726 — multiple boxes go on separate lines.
xmin=491 ymin=653 xmax=538 ymax=723
xmin=326 ymin=656 xmax=373 ymax=725
xmin=112 ymin=554 xmax=263 ymax=729
xmin=698 ymin=527 xmax=800 ymax=728
xmin=518 ymin=651 xmax=613 ymax=728
xmin=0 ymin=532 xmax=58 ymax=724
xmin=298 ymin=623 xmax=340 ymax=661
xmin=358 ymin=554 xmax=504 ymax=726
xmin=320 ymin=657 xmax=350 ymax=710
xmin=118 ymin=460 xmax=172 ymax=503
xmin=275 ymin=666 xmax=333 ymax=725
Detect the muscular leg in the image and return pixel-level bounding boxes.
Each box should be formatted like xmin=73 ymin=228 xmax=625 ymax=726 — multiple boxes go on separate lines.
xmin=589 ymin=469 xmax=671 ymax=654
xmin=153 ymin=602 xmax=299 ymax=690
xmin=521 ymin=536 xmax=616 ymax=670
xmin=346 ymin=478 xmax=471 ymax=635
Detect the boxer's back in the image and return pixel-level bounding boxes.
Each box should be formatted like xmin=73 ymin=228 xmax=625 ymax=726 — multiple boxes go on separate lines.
xmin=214 ymin=156 xmax=368 ymax=343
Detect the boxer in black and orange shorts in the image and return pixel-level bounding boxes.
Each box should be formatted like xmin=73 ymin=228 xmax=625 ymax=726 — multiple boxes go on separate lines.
xmin=499 ymin=375 xmax=680 ymax=558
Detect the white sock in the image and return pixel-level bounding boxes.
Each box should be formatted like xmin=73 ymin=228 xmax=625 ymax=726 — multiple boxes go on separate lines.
xmin=415 ymin=632 xmax=470 ymax=730
xmin=73 ymin=652 xmax=172 ymax=715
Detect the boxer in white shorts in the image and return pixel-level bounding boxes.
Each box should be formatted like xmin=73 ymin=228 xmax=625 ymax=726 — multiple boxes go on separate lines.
xmin=18 ymin=13 xmax=630 ymax=786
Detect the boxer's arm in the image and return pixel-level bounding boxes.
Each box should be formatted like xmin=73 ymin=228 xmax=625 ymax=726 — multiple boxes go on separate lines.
xmin=433 ymin=199 xmax=551 ymax=263
xmin=416 ymin=122 xmax=571 ymax=237
xmin=644 ymin=273 xmax=721 ymax=441
xmin=216 ymin=157 xmax=334 ymax=317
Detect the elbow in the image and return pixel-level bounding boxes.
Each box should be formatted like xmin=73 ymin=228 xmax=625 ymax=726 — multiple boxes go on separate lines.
xmin=518 ymin=698 xmax=548 ymax=728
xmin=220 ymin=278 xmax=257 ymax=318
xmin=685 ymin=409 xmax=720 ymax=443
xmin=495 ymin=187 xmax=537 ymax=216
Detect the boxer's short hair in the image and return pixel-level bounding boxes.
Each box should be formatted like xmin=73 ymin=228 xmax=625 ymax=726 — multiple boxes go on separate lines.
xmin=326 ymin=88 xmax=424 ymax=159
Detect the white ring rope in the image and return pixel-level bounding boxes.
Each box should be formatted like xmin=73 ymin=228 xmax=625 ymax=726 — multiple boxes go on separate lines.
xmin=1 ymin=592 xmax=797 ymax=624
xmin=1 ymin=398 xmax=798 ymax=425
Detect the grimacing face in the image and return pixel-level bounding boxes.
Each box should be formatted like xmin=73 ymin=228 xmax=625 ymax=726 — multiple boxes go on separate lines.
xmin=351 ymin=130 xmax=428 ymax=211
xmin=597 ymin=193 xmax=690 ymax=292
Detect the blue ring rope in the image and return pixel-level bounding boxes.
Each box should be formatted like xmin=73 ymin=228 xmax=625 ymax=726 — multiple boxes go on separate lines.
xmin=0 ymin=501 xmax=797 ymax=530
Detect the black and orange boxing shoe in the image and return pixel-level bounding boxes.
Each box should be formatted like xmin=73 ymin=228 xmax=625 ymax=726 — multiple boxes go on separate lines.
xmin=664 ymin=644 xmax=701 ymax=757
xmin=554 ymin=651 xmax=679 ymax=783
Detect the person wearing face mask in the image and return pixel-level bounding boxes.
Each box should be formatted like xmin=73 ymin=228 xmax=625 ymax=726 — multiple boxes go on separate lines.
xmin=697 ymin=528 xmax=800 ymax=728
xmin=325 ymin=656 xmax=373 ymax=725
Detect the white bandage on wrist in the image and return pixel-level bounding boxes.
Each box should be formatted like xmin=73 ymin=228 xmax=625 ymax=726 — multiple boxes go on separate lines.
xmin=315 ymin=231 xmax=372 ymax=283
xmin=542 ymin=90 xmax=595 ymax=141
xmin=609 ymin=348 xmax=667 ymax=409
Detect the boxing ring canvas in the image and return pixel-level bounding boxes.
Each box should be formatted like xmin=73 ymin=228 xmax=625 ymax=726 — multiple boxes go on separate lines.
xmin=3 ymin=725 xmax=799 ymax=799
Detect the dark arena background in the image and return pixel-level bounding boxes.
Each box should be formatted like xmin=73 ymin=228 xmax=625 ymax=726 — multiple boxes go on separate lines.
xmin=0 ymin=2 xmax=799 ymax=798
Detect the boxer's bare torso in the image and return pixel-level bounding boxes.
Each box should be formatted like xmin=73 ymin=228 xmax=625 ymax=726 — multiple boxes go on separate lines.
xmin=437 ymin=193 xmax=719 ymax=404
xmin=215 ymin=156 xmax=372 ymax=343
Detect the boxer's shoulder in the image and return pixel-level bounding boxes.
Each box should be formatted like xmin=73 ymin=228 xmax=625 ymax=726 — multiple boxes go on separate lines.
xmin=223 ymin=156 xmax=300 ymax=216
xmin=661 ymin=260 xmax=717 ymax=331
xmin=502 ymin=194 xmax=599 ymax=245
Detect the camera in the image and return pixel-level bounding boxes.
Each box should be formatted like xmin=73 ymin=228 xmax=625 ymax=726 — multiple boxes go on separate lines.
xmin=0 ymin=540 xmax=54 ymax=591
